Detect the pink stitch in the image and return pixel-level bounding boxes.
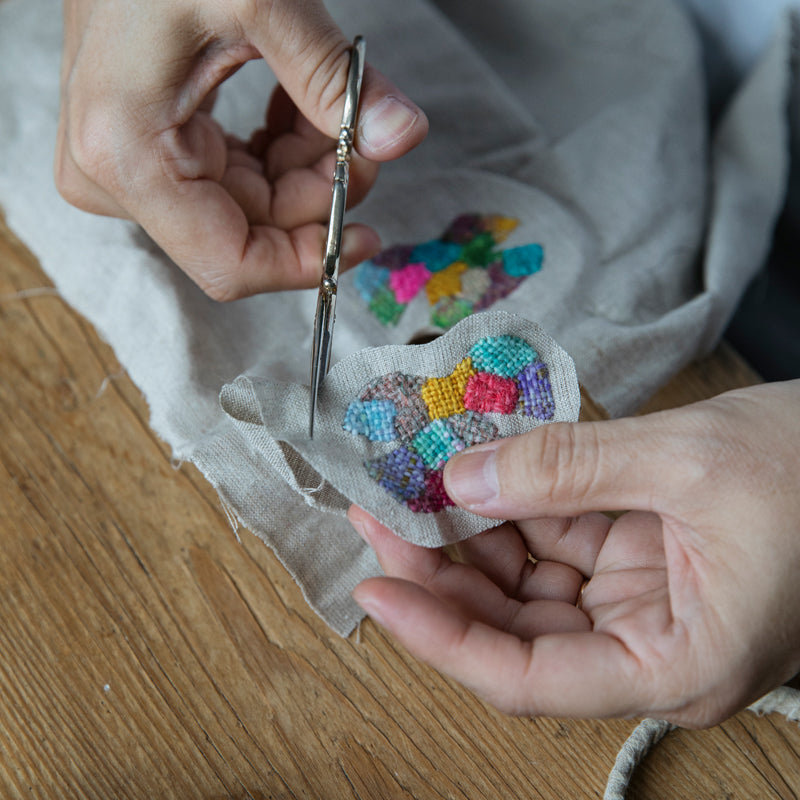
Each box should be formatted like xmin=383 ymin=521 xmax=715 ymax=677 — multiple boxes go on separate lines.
xmin=388 ymin=262 xmax=431 ymax=304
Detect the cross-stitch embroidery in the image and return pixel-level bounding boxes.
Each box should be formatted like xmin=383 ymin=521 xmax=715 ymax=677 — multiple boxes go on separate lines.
xmin=353 ymin=214 xmax=544 ymax=329
xmin=343 ymin=335 xmax=556 ymax=513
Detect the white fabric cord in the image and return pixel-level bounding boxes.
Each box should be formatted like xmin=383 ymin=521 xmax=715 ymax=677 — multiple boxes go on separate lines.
xmin=604 ymin=686 xmax=800 ymax=799
xmin=604 ymin=719 xmax=678 ymax=800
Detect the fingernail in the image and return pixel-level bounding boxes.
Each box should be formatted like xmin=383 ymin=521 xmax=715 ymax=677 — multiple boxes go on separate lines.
xmin=348 ymin=510 xmax=370 ymax=544
xmin=359 ymin=95 xmax=421 ymax=153
xmin=444 ymin=446 xmax=500 ymax=508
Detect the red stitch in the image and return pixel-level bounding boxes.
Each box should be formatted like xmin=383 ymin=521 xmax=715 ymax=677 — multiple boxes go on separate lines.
xmin=406 ymin=470 xmax=455 ymax=513
xmin=463 ymin=372 xmax=519 ymax=414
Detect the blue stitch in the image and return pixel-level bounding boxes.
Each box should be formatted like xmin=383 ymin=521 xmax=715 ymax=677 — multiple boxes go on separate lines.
xmin=354 ymin=261 xmax=391 ymax=303
xmin=365 ymin=447 xmax=427 ymax=501
xmin=343 ymin=400 xmax=398 ymax=442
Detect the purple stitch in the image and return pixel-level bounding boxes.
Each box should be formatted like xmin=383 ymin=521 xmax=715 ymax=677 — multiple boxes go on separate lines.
xmin=473 ymin=261 xmax=526 ymax=311
xmin=365 ymin=446 xmax=427 ymax=501
xmin=441 ymin=214 xmax=484 ymax=244
xmin=371 ymin=244 xmax=416 ymax=270
xmin=517 ymin=360 xmax=556 ymax=420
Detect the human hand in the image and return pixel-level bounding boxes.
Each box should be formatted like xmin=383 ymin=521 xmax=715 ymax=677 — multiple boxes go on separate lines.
xmin=351 ymin=380 xmax=800 ymax=727
xmin=56 ymin=0 xmax=428 ymax=300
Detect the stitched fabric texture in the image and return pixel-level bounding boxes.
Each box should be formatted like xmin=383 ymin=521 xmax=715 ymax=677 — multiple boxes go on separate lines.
xmin=354 ymin=214 xmax=545 ymax=329
xmin=221 ymin=311 xmax=581 ymax=548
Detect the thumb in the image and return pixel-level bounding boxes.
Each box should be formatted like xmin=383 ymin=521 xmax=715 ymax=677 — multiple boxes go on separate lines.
xmin=443 ymin=412 xmax=696 ymax=519
xmin=247 ymin=1 xmax=428 ymax=160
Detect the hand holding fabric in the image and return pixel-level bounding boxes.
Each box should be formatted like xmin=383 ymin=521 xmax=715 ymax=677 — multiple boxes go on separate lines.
xmin=351 ymin=380 xmax=800 ymax=727
xmin=56 ymin=0 xmax=428 ymax=300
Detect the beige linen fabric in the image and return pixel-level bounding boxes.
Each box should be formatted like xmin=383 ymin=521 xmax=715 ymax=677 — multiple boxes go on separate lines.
xmin=0 ymin=0 xmax=794 ymax=632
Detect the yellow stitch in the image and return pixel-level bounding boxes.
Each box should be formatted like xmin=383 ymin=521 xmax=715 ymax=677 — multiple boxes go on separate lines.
xmin=425 ymin=261 xmax=468 ymax=306
xmin=484 ymin=215 xmax=519 ymax=243
xmin=421 ymin=357 xmax=475 ymax=420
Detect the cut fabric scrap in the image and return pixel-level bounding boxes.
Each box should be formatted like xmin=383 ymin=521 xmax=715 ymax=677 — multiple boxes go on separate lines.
xmin=354 ymin=213 xmax=545 ymax=329
xmin=221 ymin=311 xmax=581 ymax=548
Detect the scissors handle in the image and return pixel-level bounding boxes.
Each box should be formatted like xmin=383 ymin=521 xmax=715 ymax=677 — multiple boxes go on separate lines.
xmin=309 ymin=37 xmax=366 ymax=439
xmin=322 ymin=35 xmax=365 ymax=283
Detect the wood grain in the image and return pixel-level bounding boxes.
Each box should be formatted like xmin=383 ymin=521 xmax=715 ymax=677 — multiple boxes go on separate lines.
xmin=1 ymin=212 xmax=798 ymax=799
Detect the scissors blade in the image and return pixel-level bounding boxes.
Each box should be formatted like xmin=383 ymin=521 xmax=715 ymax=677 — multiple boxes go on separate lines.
xmin=308 ymin=36 xmax=366 ymax=439
xmin=309 ymin=265 xmax=337 ymax=438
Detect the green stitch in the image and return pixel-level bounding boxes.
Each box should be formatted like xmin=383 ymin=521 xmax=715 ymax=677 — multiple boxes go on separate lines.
xmin=460 ymin=232 xmax=498 ymax=267
xmin=431 ymin=297 xmax=473 ymax=329
xmin=369 ymin=285 xmax=405 ymax=326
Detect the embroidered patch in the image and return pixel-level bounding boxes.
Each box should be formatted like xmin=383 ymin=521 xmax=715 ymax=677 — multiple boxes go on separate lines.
xmin=344 ymin=334 xmax=556 ymax=512
xmin=353 ymin=214 xmax=545 ymax=329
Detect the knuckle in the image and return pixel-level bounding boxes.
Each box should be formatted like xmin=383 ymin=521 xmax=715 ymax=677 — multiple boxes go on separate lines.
xmin=296 ymin=34 xmax=351 ymax=127
xmin=199 ymin=275 xmax=246 ymax=303
xmin=247 ymin=0 xmax=348 ymax=130
xmin=64 ymin=108 xmax=119 ymax=189
xmin=504 ymin=423 xmax=600 ymax=506
xmin=53 ymin=146 xmax=84 ymax=206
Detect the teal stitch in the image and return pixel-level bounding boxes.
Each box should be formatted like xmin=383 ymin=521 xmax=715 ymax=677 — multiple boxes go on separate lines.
xmin=502 ymin=243 xmax=544 ymax=278
xmin=469 ymin=335 xmax=537 ymax=378
xmin=411 ymin=419 xmax=465 ymax=469
xmin=410 ymin=240 xmax=463 ymax=273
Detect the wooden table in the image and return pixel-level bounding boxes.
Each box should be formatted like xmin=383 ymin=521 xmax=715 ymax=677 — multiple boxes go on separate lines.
xmin=2 ymin=213 xmax=799 ymax=799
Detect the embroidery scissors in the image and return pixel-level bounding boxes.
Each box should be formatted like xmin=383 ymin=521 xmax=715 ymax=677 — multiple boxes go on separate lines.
xmin=309 ymin=36 xmax=366 ymax=439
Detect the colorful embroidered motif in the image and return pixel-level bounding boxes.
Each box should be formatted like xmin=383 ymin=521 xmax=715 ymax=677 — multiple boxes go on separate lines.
xmin=353 ymin=214 xmax=545 ymax=329
xmin=344 ymin=335 xmax=557 ymax=513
